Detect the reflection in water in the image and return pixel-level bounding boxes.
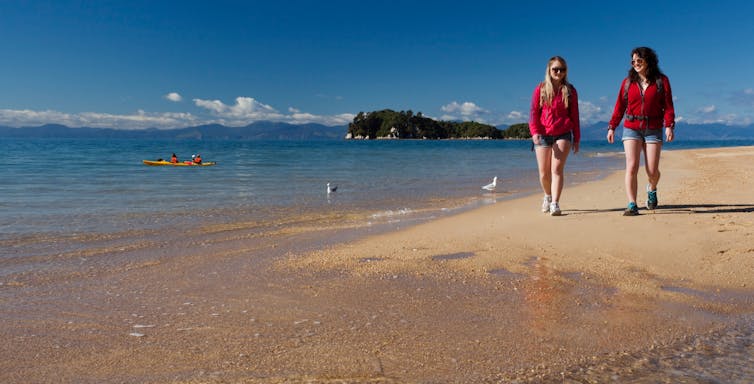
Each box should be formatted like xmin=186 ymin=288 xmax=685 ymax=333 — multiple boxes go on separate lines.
xmin=522 ymin=256 xmax=564 ymax=334
xmin=512 ymin=257 xmax=754 ymax=382
xmin=558 ymin=315 xmax=754 ymax=382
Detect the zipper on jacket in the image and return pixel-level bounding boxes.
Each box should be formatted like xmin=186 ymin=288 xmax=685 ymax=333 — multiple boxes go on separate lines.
xmin=638 ymin=83 xmax=646 ymax=130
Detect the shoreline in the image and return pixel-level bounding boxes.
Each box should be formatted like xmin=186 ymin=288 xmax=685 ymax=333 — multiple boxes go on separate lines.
xmin=2 ymin=138 xmax=626 ymax=244
xmin=283 ymin=145 xmax=754 ymax=290
xmin=2 ymin=146 xmax=754 ymax=383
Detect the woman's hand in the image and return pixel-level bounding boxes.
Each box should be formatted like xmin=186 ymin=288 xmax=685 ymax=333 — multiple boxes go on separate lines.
xmin=532 ymin=134 xmax=542 ymax=146
xmin=572 ymin=142 xmax=580 ymax=154
xmin=665 ymin=127 xmax=674 ymax=142
xmin=606 ymin=128 xmax=615 ymax=144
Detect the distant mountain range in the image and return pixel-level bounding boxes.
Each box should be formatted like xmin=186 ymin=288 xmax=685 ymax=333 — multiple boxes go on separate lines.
xmin=0 ymin=121 xmax=347 ymax=140
xmin=1 ymin=121 xmax=752 ymax=141
xmin=577 ymin=122 xmax=754 ymax=141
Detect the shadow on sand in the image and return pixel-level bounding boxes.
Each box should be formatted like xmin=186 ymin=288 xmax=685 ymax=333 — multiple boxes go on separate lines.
xmin=652 ymin=203 xmax=754 ymax=214
xmin=566 ymin=203 xmax=754 ymax=216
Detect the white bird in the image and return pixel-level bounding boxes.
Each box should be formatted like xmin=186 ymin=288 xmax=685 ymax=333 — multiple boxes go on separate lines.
xmin=327 ymin=182 xmax=338 ymax=194
xmin=481 ymin=176 xmax=498 ymax=191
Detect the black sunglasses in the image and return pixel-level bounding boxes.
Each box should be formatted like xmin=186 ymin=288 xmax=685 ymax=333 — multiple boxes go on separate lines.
xmin=551 ymin=67 xmax=566 ymax=73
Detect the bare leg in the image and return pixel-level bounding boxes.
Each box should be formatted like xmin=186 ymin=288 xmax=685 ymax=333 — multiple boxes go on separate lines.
xmin=550 ymin=139 xmax=572 ymax=203
xmin=623 ymin=139 xmax=643 ymax=204
xmin=644 ymin=142 xmax=663 ymax=190
xmin=535 ymin=146 xmax=553 ymax=197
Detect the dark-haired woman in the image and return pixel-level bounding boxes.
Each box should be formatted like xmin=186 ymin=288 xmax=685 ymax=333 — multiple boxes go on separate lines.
xmin=607 ymin=47 xmax=675 ymax=216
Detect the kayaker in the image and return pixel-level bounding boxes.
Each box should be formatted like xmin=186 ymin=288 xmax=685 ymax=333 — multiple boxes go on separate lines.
xmin=193 ymin=154 xmax=202 ymax=164
xmin=170 ymin=153 xmax=178 ymax=163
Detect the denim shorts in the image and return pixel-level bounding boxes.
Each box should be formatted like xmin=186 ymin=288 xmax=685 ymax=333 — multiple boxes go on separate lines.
xmin=533 ymin=132 xmax=573 ymax=149
xmin=622 ymin=127 xmax=663 ymax=143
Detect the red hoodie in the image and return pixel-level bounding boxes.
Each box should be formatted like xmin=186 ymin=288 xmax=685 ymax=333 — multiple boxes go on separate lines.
xmin=529 ymin=83 xmax=580 ymax=143
xmin=609 ymin=75 xmax=675 ymax=130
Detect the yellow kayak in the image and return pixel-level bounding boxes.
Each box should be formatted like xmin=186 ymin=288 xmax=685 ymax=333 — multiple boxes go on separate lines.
xmin=143 ymin=160 xmax=216 ymax=166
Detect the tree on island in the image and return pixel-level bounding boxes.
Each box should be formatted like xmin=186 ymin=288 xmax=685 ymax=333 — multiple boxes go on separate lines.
xmin=347 ymin=109 xmax=504 ymax=139
xmin=501 ymin=123 xmax=532 ymax=139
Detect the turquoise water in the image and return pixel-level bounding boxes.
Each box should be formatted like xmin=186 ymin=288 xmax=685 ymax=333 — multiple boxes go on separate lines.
xmin=2 ymin=138 xmax=753 ymax=243
xmin=1 ymin=137 xmax=753 ymax=381
xmin=0 ymin=139 xmax=582 ymax=239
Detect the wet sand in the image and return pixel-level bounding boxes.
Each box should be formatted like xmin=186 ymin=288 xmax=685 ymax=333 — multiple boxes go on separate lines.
xmin=2 ymin=146 xmax=754 ymax=383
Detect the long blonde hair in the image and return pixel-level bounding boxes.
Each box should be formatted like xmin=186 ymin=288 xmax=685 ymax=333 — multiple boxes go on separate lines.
xmin=539 ymin=56 xmax=571 ymax=108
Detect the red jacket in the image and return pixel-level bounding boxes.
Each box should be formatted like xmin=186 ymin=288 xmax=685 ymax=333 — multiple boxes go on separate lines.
xmin=529 ymin=83 xmax=580 ymax=143
xmin=609 ymin=75 xmax=675 ymax=130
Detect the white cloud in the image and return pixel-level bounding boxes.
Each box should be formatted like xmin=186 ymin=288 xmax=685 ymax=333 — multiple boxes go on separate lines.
xmin=441 ymin=101 xmax=487 ymax=116
xmin=193 ymin=99 xmax=227 ymax=114
xmin=729 ymin=88 xmax=754 ymax=108
xmin=230 ymin=97 xmax=280 ymax=118
xmin=439 ymin=101 xmax=490 ymax=122
xmin=506 ymin=111 xmax=524 ymax=121
xmin=681 ymin=104 xmax=749 ymax=125
xmin=193 ymin=97 xmax=283 ymax=124
xmin=680 ymin=104 xmax=747 ymax=124
xmin=165 ymin=92 xmax=183 ymax=102
xmin=493 ymin=98 xmax=611 ymax=127
xmin=191 ymin=97 xmax=355 ymax=126
xmin=0 ymin=109 xmax=76 ymax=127
xmin=0 ymin=94 xmax=354 ymax=128
xmin=287 ymin=110 xmax=354 ymax=125
xmin=467 ymin=95 xmax=618 ymax=127
xmin=577 ymin=100 xmax=611 ymax=124
xmin=78 ymin=110 xmax=198 ymax=128
xmin=0 ymin=108 xmax=200 ymax=129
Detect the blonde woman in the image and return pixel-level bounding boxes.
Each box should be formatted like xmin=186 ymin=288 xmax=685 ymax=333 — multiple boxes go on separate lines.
xmin=529 ymin=56 xmax=580 ymax=216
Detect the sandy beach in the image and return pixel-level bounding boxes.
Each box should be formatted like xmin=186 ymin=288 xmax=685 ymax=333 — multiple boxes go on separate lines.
xmin=2 ymin=146 xmax=753 ymax=383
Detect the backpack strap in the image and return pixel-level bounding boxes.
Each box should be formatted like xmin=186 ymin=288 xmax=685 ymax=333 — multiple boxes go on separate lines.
xmin=623 ymin=76 xmax=666 ymax=122
xmin=624 ymin=76 xmax=665 ymax=107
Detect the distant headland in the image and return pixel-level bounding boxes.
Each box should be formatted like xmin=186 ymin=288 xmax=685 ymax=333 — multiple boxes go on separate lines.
xmin=345 ymin=109 xmax=529 ymax=140
xmin=1 ymin=118 xmax=752 ymax=141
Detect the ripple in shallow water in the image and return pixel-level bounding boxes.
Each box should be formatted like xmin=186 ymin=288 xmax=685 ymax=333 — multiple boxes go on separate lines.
xmin=496 ymin=314 xmax=754 ymax=383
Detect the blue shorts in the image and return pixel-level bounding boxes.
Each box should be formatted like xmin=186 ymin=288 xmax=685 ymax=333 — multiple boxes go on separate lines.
xmin=622 ymin=127 xmax=663 ymax=143
xmin=533 ymin=132 xmax=573 ymax=149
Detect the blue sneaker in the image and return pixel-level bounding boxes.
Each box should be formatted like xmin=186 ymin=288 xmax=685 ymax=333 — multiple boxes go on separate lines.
xmin=646 ymin=184 xmax=658 ymax=210
xmin=623 ymin=202 xmax=639 ymax=216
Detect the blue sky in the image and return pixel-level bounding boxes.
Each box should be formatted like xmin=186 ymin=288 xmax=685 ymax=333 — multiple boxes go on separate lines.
xmin=2 ymin=0 xmax=754 ymax=129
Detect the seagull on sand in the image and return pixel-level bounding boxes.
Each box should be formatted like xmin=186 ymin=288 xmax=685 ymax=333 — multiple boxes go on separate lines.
xmin=481 ymin=176 xmax=498 ymax=191
xmin=327 ymin=182 xmax=338 ymax=194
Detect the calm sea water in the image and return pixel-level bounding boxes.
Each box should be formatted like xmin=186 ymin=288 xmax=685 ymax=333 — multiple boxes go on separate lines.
xmin=1 ymin=137 xmax=753 ymax=381
xmin=2 ymin=138 xmax=753 ymax=243
xmin=0 ymin=139 xmax=572 ymax=240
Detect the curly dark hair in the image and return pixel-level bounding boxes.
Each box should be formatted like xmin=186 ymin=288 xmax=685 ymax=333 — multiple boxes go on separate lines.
xmin=628 ymin=46 xmax=664 ymax=83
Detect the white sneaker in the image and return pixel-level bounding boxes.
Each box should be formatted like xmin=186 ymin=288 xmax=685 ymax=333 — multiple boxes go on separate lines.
xmin=549 ymin=202 xmax=561 ymax=216
xmin=541 ymin=195 xmax=552 ymax=213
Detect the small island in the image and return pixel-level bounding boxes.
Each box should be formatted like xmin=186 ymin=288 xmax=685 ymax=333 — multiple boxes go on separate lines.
xmin=345 ymin=109 xmax=531 ymax=140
